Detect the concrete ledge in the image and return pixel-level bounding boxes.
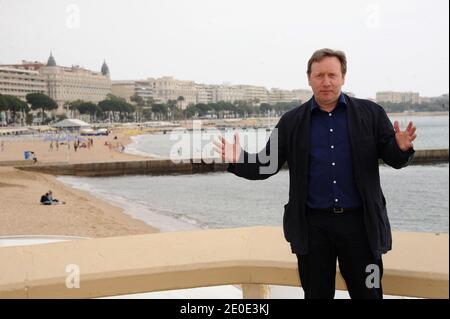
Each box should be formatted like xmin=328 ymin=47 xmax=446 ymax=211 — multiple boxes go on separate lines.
xmin=0 ymin=160 xmax=37 ymax=167
xmin=411 ymin=149 xmax=449 ymax=164
xmin=13 ymin=149 xmax=449 ymax=177
xmin=15 ymin=159 xmax=229 ymax=176
xmin=0 ymin=227 xmax=447 ymax=299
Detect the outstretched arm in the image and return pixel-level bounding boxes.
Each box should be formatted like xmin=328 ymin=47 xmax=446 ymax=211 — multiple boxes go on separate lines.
xmin=213 ymin=121 xmax=287 ymax=180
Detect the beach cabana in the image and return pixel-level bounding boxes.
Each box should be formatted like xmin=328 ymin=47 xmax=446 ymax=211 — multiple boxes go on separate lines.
xmin=51 ymin=119 xmax=91 ymax=132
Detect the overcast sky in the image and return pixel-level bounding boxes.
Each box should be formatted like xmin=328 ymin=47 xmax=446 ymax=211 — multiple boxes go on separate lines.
xmin=0 ymin=0 xmax=448 ymax=98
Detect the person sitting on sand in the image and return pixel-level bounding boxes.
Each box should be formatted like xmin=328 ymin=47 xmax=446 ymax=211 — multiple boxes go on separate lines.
xmin=40 ymin=192 xmax=51 ymax=205
xmin=40 ymin=190 xmax=65 ymax=205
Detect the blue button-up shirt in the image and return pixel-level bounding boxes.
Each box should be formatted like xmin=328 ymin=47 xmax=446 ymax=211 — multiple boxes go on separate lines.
xmin=307 ymin=93 xmax=363 ymax=209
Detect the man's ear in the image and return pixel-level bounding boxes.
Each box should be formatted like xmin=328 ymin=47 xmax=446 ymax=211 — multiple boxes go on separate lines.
xmin=342 ymin=74 xmax=346 ymax=85
xmin=307 ymin=74 xmax=312 ymax=87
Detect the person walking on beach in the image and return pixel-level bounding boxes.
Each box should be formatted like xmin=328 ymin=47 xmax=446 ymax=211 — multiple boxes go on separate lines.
xmin=30 ymin=151 xmax=37 ymax=163
xmin=214 ymin=48 xmax=417 ymax=299
xmin=0 ymin=140 xmax=4 ymax=152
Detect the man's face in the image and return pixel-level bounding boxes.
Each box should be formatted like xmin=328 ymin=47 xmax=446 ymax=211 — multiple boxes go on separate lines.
xmin=308 ymin=56 xmax=345 ymax=106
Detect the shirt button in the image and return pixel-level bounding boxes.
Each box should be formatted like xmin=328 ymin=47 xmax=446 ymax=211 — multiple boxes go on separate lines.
xmin=329 ymin=113 xmax=332 ymax=117
xmin=330 ymin=129 xmax=334 ymax=132
xmin=335 ymin=199 xmax=339 ymax=202
xmin=331 ymin=145 xmax=334 ymax=149
xmin=332 ymin=162 xmax=336 ymax=166
xmin=333 ymin=180 xmax=337 ymax=184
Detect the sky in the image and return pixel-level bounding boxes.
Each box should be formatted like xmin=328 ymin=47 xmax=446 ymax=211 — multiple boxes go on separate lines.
xmin=0 ymin=0 xmax=448 ymax=99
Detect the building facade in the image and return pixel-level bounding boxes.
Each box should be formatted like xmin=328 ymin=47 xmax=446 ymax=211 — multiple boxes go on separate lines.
xmin=40 ymin=54 xmax=111 ymax=110
xmin=376 ymin=91 xmax=420 ymax=104
xmin=112 ymin=77 xmax=316 ymax=108
xmin=236 ymin=85 xmax=269 ymax=105
xmin=269 ymin=88 xmax=297 ymax=104
xmin=150 ymin=76 xmax=197 ymax=109
xmin=1 ymin=54 xmax=112 ymax=111
xmin=291 ymin=89 xmax=313 ymax=103
xmin=111 ymin=81 xmax=135 ymax=103
xmin=0 ymin=67 xmax=47 ymax=99
xmin=195 ymin=84 xmax=214 ymax=104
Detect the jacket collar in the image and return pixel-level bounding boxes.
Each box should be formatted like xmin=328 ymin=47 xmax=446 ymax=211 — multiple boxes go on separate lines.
xmin=310 ymin=93 xmax=347 ymax=112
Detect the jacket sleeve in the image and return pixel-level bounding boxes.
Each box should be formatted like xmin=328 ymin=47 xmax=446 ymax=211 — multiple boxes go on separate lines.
xmin=226 ymin=118 xmax=287 ymax=180
xmin=376 ymin=105 xmax=415 ymax=169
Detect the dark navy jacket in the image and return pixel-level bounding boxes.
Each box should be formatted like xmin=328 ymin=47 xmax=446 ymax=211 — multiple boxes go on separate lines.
xmin=227 ymin=94 xmax=415 ymax=257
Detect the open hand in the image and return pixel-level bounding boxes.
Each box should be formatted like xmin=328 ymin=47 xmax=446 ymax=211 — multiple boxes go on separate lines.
xmin=394 ymin=121 xmax=417 ymax=151
xmin=213 ymin=133 xmax=242 ymax=163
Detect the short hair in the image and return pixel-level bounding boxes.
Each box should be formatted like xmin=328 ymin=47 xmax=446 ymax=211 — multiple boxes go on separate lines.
xmin=307 ymin=48 xmax=347 ymax=76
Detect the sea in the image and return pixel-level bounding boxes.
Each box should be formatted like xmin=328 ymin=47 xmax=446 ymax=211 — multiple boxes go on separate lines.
xmin=58 ymin=114 xmax=449 ymax=234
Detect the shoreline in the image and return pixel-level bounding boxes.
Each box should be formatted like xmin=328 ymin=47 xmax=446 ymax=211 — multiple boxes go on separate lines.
xmin=387 ymin=111 xmax=449 ymax=117
xmin=0 ymin=167 xmax=159 ymax=238
xmin=57 ymin=174 xmax=203 ymax=233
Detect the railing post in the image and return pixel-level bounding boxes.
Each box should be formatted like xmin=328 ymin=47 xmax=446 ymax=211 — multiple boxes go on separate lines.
xmin=241 ymin=284 xmax=271 ymax=299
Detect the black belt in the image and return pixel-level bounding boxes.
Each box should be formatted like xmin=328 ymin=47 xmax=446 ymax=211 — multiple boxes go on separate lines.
xmin=307 ymin=206 xmax=362 ymax=214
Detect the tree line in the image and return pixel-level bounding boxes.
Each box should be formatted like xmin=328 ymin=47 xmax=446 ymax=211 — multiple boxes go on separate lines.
xmin=1 ymin=92 xmax=448 ymax=126
xmin=378 ymin=99 xmax=449 ymax=113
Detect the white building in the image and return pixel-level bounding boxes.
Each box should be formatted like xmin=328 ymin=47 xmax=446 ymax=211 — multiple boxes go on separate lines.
xmin=2 ymin=54 xmax=112 ymax=111
xmin=40 ymin=53 xmax=112 ymax=110
xmin=0 ymin=66 xmax=47 ymax=100
xmin=376 ymin=91 xmax=420 ymax=104
xmin=291 ymin=89 xmax=313 ymax=103
xmin=111 ymin=81 xmax=135 ymax=103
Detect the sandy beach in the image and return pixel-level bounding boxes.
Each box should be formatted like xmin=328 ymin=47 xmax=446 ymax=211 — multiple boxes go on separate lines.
xmin=0 ymin=130 xmax=159 ymax=238
xmin=0 ymin=131 xmax=148 ymax=164
xmin=0 ymin=166 xmax=158 ymax=238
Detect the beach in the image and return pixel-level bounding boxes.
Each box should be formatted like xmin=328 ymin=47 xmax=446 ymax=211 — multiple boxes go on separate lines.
xmin=0 ymin=166 xmax=158 ymax=237
xmin=0 ymin=131 xmax=148 ymax=164
xmin=0 ymin=131 xmax=158 ymax=238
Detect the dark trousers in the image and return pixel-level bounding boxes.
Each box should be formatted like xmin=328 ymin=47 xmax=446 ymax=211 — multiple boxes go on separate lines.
xmin=296 ymin=208 xmax=384 ymax=299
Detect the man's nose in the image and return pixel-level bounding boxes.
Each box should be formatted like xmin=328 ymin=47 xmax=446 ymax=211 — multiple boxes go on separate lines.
xmin=322 ymin=76 xmax=331 ymax=86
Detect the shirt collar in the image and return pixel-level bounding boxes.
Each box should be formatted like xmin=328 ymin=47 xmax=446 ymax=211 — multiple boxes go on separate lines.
xmin=311 ymin=92 xmax=347 ymax=112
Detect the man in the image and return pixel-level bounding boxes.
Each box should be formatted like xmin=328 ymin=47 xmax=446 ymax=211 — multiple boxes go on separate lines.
xmin=40 ymin=190 xmax=65 ymax=205
xmin=213 ymin=48 xmax=416 ymax=299
xmin=40 ymin=192 xmax=51 ymax=205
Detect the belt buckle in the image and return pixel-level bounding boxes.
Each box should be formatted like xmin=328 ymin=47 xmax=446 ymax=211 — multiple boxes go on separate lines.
xmin=333 ymin=207 xmax=344 ymax=213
